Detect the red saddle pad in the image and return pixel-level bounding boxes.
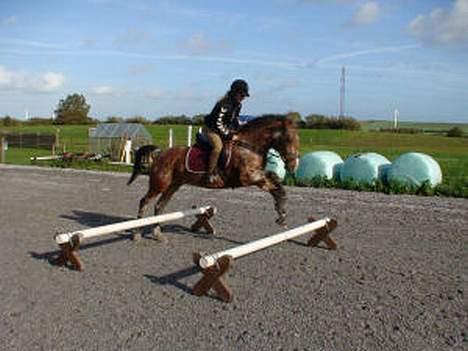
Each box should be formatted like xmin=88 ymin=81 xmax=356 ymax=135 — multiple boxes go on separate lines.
xmin=185 ymin=146 xmax=210 ymax=174
xmin=185 ymin=144 xmax=232 ymax=174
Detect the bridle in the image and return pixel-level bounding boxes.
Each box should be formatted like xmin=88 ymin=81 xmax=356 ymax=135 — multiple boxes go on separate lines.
xmin=231 ymin=130 xmax=299 ymax=166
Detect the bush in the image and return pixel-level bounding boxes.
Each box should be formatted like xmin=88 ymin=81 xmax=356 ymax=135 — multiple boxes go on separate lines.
xmin=105 ymin=116 xmax=124 ymax=123
xmin=1 ymin=115 xmax=22 ymax=126
xmin=305 ymin=114 xmax=360 ymax=130
xmin=26 ymin=118 xmax=54 ymax=125
xmin=191 ymin=114 xmax=205 ymax=125
xmin=125 ymin=116 xmax=151 ymax=124
xmin=447 ymin=127 xmax=464 ymax=138
xmin=154 ymin=115 xmax=192 ymax=125
xmin=379 ymin=128 xmax=423 ymax=134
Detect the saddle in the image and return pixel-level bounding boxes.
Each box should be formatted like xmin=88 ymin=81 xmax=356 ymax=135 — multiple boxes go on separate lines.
xmin=185 ymin=133 xmax=233 ymax=174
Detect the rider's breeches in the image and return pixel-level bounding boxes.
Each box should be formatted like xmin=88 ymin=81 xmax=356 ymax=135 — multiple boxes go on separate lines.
xmin=202 ymin=126 xmax=223 ymax=174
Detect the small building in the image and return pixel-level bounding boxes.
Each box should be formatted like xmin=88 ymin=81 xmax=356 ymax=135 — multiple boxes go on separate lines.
xmin=89 ymin=123 xmax=153 ymax=161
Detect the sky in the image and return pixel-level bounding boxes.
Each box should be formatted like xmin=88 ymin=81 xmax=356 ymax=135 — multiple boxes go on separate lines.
xmin=0 ymin=0 xmax=467 ymax=122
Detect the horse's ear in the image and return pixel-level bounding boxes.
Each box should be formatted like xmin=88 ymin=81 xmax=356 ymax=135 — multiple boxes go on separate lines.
xmin=285 ymin=116 xmax=297 ymax=128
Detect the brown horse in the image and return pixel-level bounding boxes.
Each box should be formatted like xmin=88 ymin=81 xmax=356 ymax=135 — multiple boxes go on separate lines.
xmin=128 ymin=115 xmax=299 ymax=239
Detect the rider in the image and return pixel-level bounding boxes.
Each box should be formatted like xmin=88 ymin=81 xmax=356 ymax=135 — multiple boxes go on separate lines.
xmin=203 ymin=79 xmax=250 ymax=185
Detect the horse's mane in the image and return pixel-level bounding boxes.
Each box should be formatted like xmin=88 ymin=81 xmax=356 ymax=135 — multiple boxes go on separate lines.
xmin=238 ymin=114 xmax=289 ymax=133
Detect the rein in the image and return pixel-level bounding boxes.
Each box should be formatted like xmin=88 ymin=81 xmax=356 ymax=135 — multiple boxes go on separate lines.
xmin=231 ymin=139 xmax=265 ymax=156
xmin=231 ymin=138 xmax=298 ymax=164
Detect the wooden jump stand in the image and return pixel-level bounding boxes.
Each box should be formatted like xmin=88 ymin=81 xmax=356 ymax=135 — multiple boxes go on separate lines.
xmin=190 ymin=206 xmax=216 ymax=234
xmin=192 ymin=217 xmax=338 ymax=303
xmin=53 ymin=206 xmax=216 ymax=272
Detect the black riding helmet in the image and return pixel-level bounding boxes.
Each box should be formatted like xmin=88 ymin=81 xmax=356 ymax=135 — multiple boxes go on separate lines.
xmin=230 ymin=79 xmax=250 ymax=97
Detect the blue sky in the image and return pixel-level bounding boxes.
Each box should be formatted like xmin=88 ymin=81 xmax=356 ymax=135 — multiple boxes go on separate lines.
xmin=0 ymin=0 xmax=467 ymax=122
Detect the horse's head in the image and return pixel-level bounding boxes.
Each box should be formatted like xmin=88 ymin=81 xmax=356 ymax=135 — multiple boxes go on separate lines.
xmin=238 ymin=115 xmax=300 ymax=173
xmin=270 ymin=117 xmax=300 ymax=173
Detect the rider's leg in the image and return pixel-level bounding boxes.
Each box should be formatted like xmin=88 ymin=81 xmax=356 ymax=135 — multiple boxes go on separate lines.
xmin=202 ymin=127 xmax=223 ymax=184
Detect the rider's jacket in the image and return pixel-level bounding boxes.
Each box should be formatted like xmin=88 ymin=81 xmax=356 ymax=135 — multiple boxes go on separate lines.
xmin=204 ymin=94 xmax=241 ymax=138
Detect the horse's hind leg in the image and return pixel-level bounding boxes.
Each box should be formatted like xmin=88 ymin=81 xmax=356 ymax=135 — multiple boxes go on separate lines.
xmin=151 ymin=183 xmax=181 ymax=242
xmin=132 ymin=189 xmax=160 ymax=241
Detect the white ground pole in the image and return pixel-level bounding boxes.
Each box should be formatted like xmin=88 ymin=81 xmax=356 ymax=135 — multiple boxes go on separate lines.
xmin=199 ymin=217 xmax=332 ymax=269
xmin=168 ymin=128 xmax=174 ymax=148
xmin=187 ymin=125 xmax=193 ymax=147
xmin=55 ymin=206 xmax=215 ymax=245
xmin=30 ymin=155 xmax=63 ymax=161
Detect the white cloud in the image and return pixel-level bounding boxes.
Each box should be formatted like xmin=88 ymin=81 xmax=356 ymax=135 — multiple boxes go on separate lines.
xmin=1 ymin=16 xmax=17 ymax=26
xmin=351 ymin=1 xmax=380 ymax=25
xmin=112 ymin=28 xmax=156 ymax=49
xmin=408 ymin=0 xmax=468 ymax=47
xmin=316 ymin=44 xmax=420 ymax=64
xmin=183 ymin=32 xmax=230 ymax=55
xmin=128 ymin=63 xmax=153 ymax=75
xmin=187 ymin=33 xmax=210 ymax=53
xmin=32 ymin=72 xmax=65 ymax=92
xmin=0 ymin=65 xmax=65 ymax=93
xmin=145 ymin=89 xmax=165 ymax=99
xmin=90 ymin=86 xmax=119 ymax=96
xmin=144 ymin=88 xmax=210 ymax=100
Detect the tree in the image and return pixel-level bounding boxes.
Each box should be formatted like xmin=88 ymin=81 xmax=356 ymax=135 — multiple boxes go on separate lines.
xmin=191 ymin=113 xmax=205 ymax=125
xmin=447 ymin=127 xmax=464 ymax=138
xmin=54 ymin=93 xmax=91 ymax=124
xmin=125 ymin=116 xmax=150 ymax=124
xmin=1 ymin=115 xmax=21 ymax=127
xmin=105 ymin=116 xmax=124 ymax=123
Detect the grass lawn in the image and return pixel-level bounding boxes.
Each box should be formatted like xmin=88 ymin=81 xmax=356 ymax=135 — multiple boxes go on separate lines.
xmin=2 ymin=124 xmax=467 ymax=193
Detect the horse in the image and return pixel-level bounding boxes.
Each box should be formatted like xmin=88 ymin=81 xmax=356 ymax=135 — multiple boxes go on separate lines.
xmin=127 ymin=144 xmax=161 ymax=185
xmin=128 ymin=114 xmax=299 ymax=240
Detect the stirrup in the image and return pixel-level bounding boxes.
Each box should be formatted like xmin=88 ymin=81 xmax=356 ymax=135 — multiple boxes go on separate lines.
xmin=207 ymin=173 xmax=218 ymax=185
xmin=205 ymin=171 xmax=220 ymax=186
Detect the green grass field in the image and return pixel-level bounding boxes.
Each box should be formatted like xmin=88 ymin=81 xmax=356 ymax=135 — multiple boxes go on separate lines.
xmin=361 ymin=120 xmax=468 ymax=133
xmin=2 ymin=123 xmax=467 ymax=194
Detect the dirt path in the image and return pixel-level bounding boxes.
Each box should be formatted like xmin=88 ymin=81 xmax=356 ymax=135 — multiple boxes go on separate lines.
xmin=0 ymin=165 xmax=466 ymax=351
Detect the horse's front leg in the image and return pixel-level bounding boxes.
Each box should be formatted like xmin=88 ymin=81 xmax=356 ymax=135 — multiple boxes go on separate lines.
xmin=266 ymin=171 xmax=287 ymax=225
xmin=243 ymin=170 xmax=287 ymax=225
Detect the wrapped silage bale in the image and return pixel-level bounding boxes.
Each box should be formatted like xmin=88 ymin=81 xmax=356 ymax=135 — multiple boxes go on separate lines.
xmin=295 ymin=151 xmax=343 ymax=183
xmin=265 ymin=148 xmax=286 ymax=180
xmin=340 ymin=152 xmax=391 ymax=184
xmin=387 ymin=152 xmax=442 ymax=187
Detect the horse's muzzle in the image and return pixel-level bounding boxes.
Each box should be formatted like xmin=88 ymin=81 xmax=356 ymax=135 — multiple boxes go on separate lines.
xmin=285 ymin=157 xmax=299 ymax=173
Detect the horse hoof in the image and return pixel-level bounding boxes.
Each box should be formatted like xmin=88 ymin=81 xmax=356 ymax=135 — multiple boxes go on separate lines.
xmin=132 ymin=232 xmax=142 ymax=241
xmin=152 ymin=227 xmax=168 ymax=243
xmin=275 ymin=216 xmax=286 ymax=225
xmin=153 ymin=233 xmax=168 ymax=243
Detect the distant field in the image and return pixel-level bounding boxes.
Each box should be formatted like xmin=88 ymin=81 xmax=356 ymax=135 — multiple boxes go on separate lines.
xmin=361 ymin=120 xmax=468 ymax=133
xmin=1 ymin=123 xmax=467 ymax=187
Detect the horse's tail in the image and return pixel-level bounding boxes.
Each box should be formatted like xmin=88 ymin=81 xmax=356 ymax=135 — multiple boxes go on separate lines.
xmin=127 ymin=144 xmax=161 ymax=185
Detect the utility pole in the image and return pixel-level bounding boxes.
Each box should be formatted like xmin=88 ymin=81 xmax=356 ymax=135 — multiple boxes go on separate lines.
xmin=339 ymin=66 xmax=345 ymax=118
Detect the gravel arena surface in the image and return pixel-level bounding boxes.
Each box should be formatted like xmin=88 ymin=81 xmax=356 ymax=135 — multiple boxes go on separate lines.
xmin=0 ymin=165 xmax=466 ymax=351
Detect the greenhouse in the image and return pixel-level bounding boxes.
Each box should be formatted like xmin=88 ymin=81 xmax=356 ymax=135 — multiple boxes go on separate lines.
xmin=89 ymin=123 xmax=153 ymax=161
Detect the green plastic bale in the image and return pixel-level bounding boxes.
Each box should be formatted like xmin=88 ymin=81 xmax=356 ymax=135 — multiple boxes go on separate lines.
xmin=295 ymin=151 xmax=343 ymax=182
xmin=387 ymin=152 xmax=442 ymax=187
xmin=265 ymin=148 xmax=286 ymax=180
xmin=340 ymin=152 xmax=391 ymax=184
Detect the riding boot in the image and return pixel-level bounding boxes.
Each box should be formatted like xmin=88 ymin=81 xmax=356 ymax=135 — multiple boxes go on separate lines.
xmin=204 ymin=171 xmax=220 ymax=187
